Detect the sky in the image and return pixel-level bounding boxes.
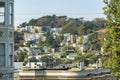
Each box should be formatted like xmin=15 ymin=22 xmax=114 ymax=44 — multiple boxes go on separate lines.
xmin=14 ymin=0 xmax=106 ymax=26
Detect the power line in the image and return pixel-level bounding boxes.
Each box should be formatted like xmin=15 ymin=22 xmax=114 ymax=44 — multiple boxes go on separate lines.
xmin=14 ymin=12 xmax=104 ymax=16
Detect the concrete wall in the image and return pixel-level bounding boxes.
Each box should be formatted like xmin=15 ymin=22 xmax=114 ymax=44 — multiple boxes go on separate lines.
xmin=17 ymin=69 xmax=117 ymax=80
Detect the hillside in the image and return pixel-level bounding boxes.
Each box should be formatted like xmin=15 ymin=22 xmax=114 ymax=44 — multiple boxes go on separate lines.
xmin=20 ymin=15 xmax=67 ymax=28
xmin=19 ymin=15 xmax=106 ymax=36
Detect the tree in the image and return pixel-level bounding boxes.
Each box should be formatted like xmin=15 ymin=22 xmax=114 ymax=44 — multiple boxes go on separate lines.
xmin=45 ymin=32 xmax=60 ymax=50
xmin=78 ymin=36 xmax=84 ymax=45
xmin=74 ymin=53 xmax=98 ymax=66
xmin=62 ymin=19 xmax=78 ymax=34
xmin=74 ymin=55 xmax=84 ymax=62
xmin=18 ymin=52 xmax=28 ymax=62
xmin=77 ymin=25 xmax=85 ymax=36
xmin=29 ymin=56 xmax=37 ymax=62
xmin=28 ymin=19 xmax=37 ymax=26
xmin=55 ymin=58 xmax=62 ymax=65
xmin=14 ymin=31 xmax=24 ymax=43
xmin=63 ymin=59 xmax=71 ymax=64
xmin=103 ymin=0 xmax=120 ymax=77
xmin=92 ymin=18 xmax=106 ymax=30
xmin=61 ymin=52 xmax=68 ymax=58
xmin=26 ymin=41 xmax=32 ymax=47
xmin=88 ymin=32 xmax=101 ymax=51
xmin=35 ymin=17 xmax=48 ymax=26
xmin=40 ymin=55 xmax=54 ymax=66
xmin=77 ymin=21 xmax=94 ymax=36
xmin=19 ymin=22 xmax=27 ymax=27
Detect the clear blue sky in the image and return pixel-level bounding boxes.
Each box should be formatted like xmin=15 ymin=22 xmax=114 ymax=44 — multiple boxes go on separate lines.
xmin=14 ymin=0 xmax=106 ymax=26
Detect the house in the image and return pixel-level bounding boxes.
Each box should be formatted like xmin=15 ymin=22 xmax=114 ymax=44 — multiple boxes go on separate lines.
xmin=70 ymin=35 xmax=77 ymax=43
xmin=16 ymin=27 xmax=26 ymax=32
xmin=24 ymin=33 xmax=44 ymax=43
xmin=83 ymin=35 xmax=90 ymax=44
xmin=42 ymin=26 xmax=51 ymax=33
xmin=30 ymin=26 xmax=42 ymax=33
xmin=50 ymin=28 xmax=62 ymax=35
xmin=26 ymin=62 xmax=43 ymax=69
xmin=63 ymin=33 xmax=71 ymax=42
xmin=66 ymin=53 xmax=77 ymax=60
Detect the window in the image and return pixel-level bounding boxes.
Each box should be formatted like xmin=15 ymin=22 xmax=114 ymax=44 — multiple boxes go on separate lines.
xmin=9 ymin=73 xmax=13 ymax=79
xmin=9 ymin=32 xmax=13 ymax=38
xmin=9 ymin=73 xmax=13 ymax=80
xmin=0 ymin=31 xmax=4 ymax=37
xmin=0 ymin=43 xmax=5 ymax=66
xmin=0 ymin=2 xmax=5 ymax=25
xmin=9 ymin=44 xmax=13 ymax=66
xmin=9 ymin=3 xmax=13 ymax=25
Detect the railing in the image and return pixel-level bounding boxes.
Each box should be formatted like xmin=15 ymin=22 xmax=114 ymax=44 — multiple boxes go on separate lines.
xmin=18 ymin=69 xmax=119 ymax=80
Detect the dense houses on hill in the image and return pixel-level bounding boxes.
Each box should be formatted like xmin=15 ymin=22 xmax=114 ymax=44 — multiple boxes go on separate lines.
xmin=15 ymin=25 xmax=104 ymax=70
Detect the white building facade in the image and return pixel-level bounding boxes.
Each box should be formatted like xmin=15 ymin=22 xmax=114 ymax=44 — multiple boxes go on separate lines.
xmin=0 ymin=0 xmax=14 ymax=80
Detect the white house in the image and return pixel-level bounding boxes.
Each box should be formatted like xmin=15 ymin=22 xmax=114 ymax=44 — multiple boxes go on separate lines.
xmin=26 ymin=62 xmax=43 ymax=69
xmin=66 ymin=53 xmax=77 ymax=60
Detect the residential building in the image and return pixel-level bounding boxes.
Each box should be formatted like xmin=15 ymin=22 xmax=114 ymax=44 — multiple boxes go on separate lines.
xmin=0 ymin=0 xmax=14 ymax=79
xmin=66 ymin=53 xmax=77 ymax=60
xmin=41 ymin=26 xmax=51 ymax=33
xmin=30 ymin=26 xmax=42 ymax=33
xmin=70 ymin=35 xmax=77 ymax=43
xmin=15 ymin=27 xmax=25 ymax=32
xmin=83 ymin=35 xmax=89 ymax=44
xmin=63 ymin=33 xmax=71 ymax=42
xmin=24 ymin=33 xmax=44 ymax=43
xmin=50 ymin=28 xmax=62 ymax=34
